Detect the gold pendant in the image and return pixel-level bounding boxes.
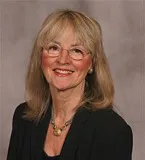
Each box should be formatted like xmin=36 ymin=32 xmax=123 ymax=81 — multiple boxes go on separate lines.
xmin=53 ymin=127 xmax=62 ymax=136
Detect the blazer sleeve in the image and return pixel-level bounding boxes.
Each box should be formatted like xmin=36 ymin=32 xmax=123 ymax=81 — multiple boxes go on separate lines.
xmin=89 ymin=123 xmax=133 ymax=160
xmin=7 ymin=104 xmax=25 ymax=160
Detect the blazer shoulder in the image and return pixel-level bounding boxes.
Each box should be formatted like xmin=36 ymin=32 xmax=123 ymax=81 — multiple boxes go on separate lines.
xmin=91 ymin=107 xmax=132 ymax=132
xmin=85 ymin=108 xmax=133 ymax=159
xmin=12 ymin=102 xmax=28 ymax=123
xmin=88 ymin=108 xmax=133 ymax=159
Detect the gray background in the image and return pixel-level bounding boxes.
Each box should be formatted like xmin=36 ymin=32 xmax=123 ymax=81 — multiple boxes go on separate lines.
xmin=0 ymin=0 xmax=144 ymax=160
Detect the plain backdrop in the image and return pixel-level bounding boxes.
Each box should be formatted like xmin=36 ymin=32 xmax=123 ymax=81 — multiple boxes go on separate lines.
xmin=0 ymin=0 xmax=145 ymax=160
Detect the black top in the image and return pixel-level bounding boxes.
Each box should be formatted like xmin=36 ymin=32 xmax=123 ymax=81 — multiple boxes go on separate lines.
xmin=42 ymin=150 xmax=60 ymax=160
xmin=7 ymin=102 xmax=133 ymax=160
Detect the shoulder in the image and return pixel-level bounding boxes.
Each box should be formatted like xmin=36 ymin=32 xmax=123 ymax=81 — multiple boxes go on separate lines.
xmin=12 ymin=102 xmax=29 ymax=127
xmin=13 ymin=102 xmax=27 ymax=120
xmin=86 ymin=107 xmax=133 ymax=159
xmin=90 ymin=107 xmax=132 ymax=136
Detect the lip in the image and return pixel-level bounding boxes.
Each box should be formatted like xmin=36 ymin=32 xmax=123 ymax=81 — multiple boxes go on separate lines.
xmin=53 ymin=68 xmax=74 ymax=72
xmin=53 ymin=68 xmax=74 ymax=77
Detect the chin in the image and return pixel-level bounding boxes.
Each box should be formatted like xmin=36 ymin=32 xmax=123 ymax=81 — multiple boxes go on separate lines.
xmin=50 ymin=78 xmax=85 ymax=91
xmin=55 ymin=81 xmax=84 ymax=92
xmin=55 ymin=85 xmax=73 ymax=91
xmin=52 ymin=82 xmax=77 ymax=91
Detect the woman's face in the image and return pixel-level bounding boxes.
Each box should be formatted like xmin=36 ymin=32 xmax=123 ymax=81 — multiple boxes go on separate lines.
xmin=41 ymin=27 xmax=92 ymax=91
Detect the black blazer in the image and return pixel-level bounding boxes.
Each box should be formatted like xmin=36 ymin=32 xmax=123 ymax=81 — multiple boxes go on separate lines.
xmin=7 ymin=102 xmax=133 ymax=160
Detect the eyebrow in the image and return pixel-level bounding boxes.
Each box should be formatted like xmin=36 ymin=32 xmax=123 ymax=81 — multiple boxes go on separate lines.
xmin=52 ymin=41 xmax=83 ymax=47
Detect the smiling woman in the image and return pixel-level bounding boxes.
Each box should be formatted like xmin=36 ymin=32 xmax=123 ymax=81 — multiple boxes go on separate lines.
xmin=7 ymin=9 xmax=133 ymax=160
xmin=41 ymin=27 xmax=92 ymax=91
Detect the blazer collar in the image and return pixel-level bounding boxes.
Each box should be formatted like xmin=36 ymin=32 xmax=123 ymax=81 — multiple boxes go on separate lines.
xmin=33 ymin=105 xmax=91 ymax=160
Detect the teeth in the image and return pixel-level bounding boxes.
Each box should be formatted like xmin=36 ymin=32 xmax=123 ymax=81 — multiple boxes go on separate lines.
xmin=55 ymin=69 xmax=72 ymax=74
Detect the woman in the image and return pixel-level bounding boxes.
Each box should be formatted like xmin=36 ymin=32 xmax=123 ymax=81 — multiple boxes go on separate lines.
xmin=7 ymin=9 xmax=133 ymax=160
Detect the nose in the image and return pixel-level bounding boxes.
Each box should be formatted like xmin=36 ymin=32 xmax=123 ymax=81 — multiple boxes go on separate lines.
xmin=56 ymin=49 xmax=70 ymax=64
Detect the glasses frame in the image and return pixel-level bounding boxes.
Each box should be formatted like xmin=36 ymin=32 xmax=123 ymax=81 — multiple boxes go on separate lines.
xmin=43 ymin=43 xmax=90 ymax=61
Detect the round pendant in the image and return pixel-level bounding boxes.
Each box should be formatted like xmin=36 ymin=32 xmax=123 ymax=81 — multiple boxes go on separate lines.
xmin=53 ymin=127 xmax=62 ymax=136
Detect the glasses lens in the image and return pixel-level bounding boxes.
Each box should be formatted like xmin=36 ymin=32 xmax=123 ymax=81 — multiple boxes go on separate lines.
xmin=69 ymin=48 xmax=84 ymax=60
xmin=46 ymin=44 xmax=60 ymax=57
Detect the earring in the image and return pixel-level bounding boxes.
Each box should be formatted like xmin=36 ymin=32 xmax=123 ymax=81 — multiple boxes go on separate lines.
xmin=88 ymin=68 xmax=93 ymax=74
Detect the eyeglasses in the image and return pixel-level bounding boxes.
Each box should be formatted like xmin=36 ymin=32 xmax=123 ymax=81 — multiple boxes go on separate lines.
xmin=44 ymin=43 xmax=89 ymax=61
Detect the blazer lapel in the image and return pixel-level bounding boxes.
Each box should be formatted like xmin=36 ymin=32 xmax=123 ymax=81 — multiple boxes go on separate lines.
xmin=31 ymin=105 xmax=52 ymax=160
xmin=59 ymin=107 xmax=91 ymax=160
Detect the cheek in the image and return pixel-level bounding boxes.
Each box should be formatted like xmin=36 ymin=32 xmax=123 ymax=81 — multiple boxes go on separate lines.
xmin=74 ymin=58 xmax=92 ymax=73
xmin=41 ymin=52 xmax=54 ymax=69
xmin=41 ymin=51 xmax=50 ymax=69
xmin=41 ymin=55 xmax=49 ymax=69
xmin=41 ymin=53 xmax=55 ymax=82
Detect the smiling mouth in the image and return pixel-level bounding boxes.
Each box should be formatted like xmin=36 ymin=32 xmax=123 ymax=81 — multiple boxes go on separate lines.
xmin=53 ymin=69 xmax=74 ymax=76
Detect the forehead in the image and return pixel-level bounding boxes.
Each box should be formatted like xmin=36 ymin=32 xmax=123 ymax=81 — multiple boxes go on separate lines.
xmin=52 ymin=27 xmax=82 ymax=46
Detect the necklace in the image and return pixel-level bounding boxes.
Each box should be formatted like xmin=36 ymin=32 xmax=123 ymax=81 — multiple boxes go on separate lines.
xmin=50 ymin=107 xmax=74 ymax=136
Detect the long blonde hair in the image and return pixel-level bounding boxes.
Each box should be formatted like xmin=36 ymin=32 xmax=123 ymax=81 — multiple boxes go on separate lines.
xmin=24 ymin=9 xmax=114 ymax=122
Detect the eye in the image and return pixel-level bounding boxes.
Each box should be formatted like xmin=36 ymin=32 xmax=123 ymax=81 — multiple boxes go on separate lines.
xmin=48 ymin=45 xmax=59 ymax=51
xmin=71 ymin=48 xmax=83 ymax=54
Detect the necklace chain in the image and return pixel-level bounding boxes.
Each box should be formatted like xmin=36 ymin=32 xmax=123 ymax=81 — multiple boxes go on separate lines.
xmin=50 ymin=107 xmax=74 ymax=136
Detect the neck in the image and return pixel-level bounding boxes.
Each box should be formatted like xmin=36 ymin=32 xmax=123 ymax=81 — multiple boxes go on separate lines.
xmin=50 ymin=82 xmax=85 ymax=125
